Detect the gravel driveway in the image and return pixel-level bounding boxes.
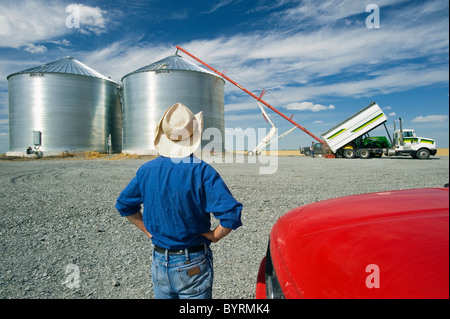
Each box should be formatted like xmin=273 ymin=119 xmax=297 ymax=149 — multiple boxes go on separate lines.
xmin=1 ymin=154 xmax=448 ymax=299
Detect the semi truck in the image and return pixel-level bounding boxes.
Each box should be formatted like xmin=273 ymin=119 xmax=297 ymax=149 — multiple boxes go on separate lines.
xmin=319 ymin=102 xmax=437 ymax=159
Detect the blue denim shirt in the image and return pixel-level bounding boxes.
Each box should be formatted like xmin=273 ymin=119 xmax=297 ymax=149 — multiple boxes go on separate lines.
xmin=115 ymin=156 xmax=243 ymax=249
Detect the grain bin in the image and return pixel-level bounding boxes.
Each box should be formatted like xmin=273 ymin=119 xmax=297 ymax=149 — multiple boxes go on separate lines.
xmin=6 ymin=57 xmax=122 ymax=156
xmin=121 ymin=54 xmax=225 ymax=155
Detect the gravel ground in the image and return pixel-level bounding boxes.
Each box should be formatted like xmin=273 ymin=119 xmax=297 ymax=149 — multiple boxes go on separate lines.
xmin=0 ymin=154 xmax=448 ymax=299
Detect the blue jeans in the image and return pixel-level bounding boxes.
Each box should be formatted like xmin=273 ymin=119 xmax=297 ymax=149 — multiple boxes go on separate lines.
xmin=151 ymin=245 xmax=214 ymax=299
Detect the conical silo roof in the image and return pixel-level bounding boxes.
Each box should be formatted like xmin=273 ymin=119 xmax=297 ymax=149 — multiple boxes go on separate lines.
xmin=121 ymin=54 xmax=221 ymax=81
xmin=7 ymin=56 xmax=116 ymax=82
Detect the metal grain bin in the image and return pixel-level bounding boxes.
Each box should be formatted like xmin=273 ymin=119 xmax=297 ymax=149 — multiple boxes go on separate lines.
xmin=121 ymin=54 xmax=225 ymax=155
xmin=6 ymin=57 xmax=122 ymax=156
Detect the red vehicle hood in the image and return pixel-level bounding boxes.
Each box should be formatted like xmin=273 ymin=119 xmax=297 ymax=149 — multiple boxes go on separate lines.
xmin=270 ymin=188 xmax=449 ymax=299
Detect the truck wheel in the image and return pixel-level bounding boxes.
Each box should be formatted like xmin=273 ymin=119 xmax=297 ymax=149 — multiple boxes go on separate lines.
xmin=342 ymin=149 xmax=356 ymax=159
xmin=304 ymin=150 xmax=311 ymax=156
xmin=358 ymin=148 xmax=371 ymax=159
xmin=415 ymin=148 xmax=430 ymax=159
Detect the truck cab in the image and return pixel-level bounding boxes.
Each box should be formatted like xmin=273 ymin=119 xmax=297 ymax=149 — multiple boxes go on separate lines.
xmin=393 ymin=129 xmax=416 ymax=149
xmin=393 ymin=127 xmax=437 ymax=159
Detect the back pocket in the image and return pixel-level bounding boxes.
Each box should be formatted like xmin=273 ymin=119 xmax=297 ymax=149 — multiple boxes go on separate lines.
xmin=177 ymin=258 xmax=212 ymax=294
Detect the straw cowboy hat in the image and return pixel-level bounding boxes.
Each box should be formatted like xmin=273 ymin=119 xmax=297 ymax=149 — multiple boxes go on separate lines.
xmin=154 ymin=103 xmax=203 ymax=158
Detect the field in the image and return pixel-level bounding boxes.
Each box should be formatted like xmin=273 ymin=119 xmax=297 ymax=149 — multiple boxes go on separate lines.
xmin=0 ymin=154 xmax=448 ymax=299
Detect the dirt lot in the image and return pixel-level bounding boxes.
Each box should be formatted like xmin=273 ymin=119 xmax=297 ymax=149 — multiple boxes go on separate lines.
xmin=0 ymin=154 xmax=448 ymax=299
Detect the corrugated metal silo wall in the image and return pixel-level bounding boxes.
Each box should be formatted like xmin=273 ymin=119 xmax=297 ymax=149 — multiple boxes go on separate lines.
xmin=122 ymin=70 xmax=225 ymax=154
xmin=8 ymin=73 xmax=122 ymax=153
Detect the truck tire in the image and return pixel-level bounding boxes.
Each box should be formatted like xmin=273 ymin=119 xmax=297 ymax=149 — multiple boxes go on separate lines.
xmin=358 ymin=148 xmax=371 ymax=159
xmin=342 ymin=149 xmax=356 ymax=159
xmin=304 ymin=150 xmax=311 ymax=156
xmin=415 ymin=148 xmax=430 ymax=159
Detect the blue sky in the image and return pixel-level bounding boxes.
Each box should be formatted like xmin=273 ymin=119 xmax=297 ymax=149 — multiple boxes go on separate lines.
xmin=0 ymin=0 xmax=448 ymax=153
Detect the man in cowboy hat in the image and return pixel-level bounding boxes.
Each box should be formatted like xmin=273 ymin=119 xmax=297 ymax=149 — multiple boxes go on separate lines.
xmin=115 ymin=103 xmax=243 ymax=299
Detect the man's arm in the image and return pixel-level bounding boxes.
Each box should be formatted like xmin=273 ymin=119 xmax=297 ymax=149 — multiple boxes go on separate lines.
xmin=200 ymin=165 xmax=243 ymax=243
xmin=126 ymin=211 xmax=152 ymax=238
xmin=201 ymin=224 xmax=232 ymax=243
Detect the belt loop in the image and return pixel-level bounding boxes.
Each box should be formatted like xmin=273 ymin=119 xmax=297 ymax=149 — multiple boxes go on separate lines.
xmin=184 ymin=248 xmax=190 ymax=262
xmin=165 ymin=249 xmax=168 ymax=262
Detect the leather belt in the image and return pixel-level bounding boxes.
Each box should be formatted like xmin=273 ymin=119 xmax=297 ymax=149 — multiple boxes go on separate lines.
xmin=154 ymin=244 xmax=204 ymax=255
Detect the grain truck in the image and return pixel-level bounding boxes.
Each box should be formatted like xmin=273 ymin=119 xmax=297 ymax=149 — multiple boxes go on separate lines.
xmin=320 ymin=102 xmax=437 ymax=159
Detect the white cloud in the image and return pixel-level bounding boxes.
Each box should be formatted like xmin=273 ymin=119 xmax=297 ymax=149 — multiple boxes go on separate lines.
xmin=23 ymin=43 xmax=48 ymax=54
xmin=175 ymin=9 xmax=448 ymax=101
xmin=77 ymin=4 xmax=107 ymax=35
xmin=277 ymin=67 xmax=449 ymax=102
xmin=0 ymin=0 xmax=65 ymax=48
xmin=279 ymin=0 xmax=411 ymax=26
xmin=68 ymin=0 xmax=448 ymax=100
xmin=79 ymin=9 xmax=448 ymax=105
xmin=80 ymin=40 xmax=174 ymax=81
xmin=204 ymin=0 xmax=234 ymax=14
xmin=389 ymin=112 xmax=397 ymax=116
xmin=49 ymin=39 xmax=71 ymax=46
xmin=411 ymin=115 xmax=449 ymax=123
xmin=286 ymin=102 xmax=335 ymax=112
xmin=0 ymin=1 xmax=108 ymax=49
